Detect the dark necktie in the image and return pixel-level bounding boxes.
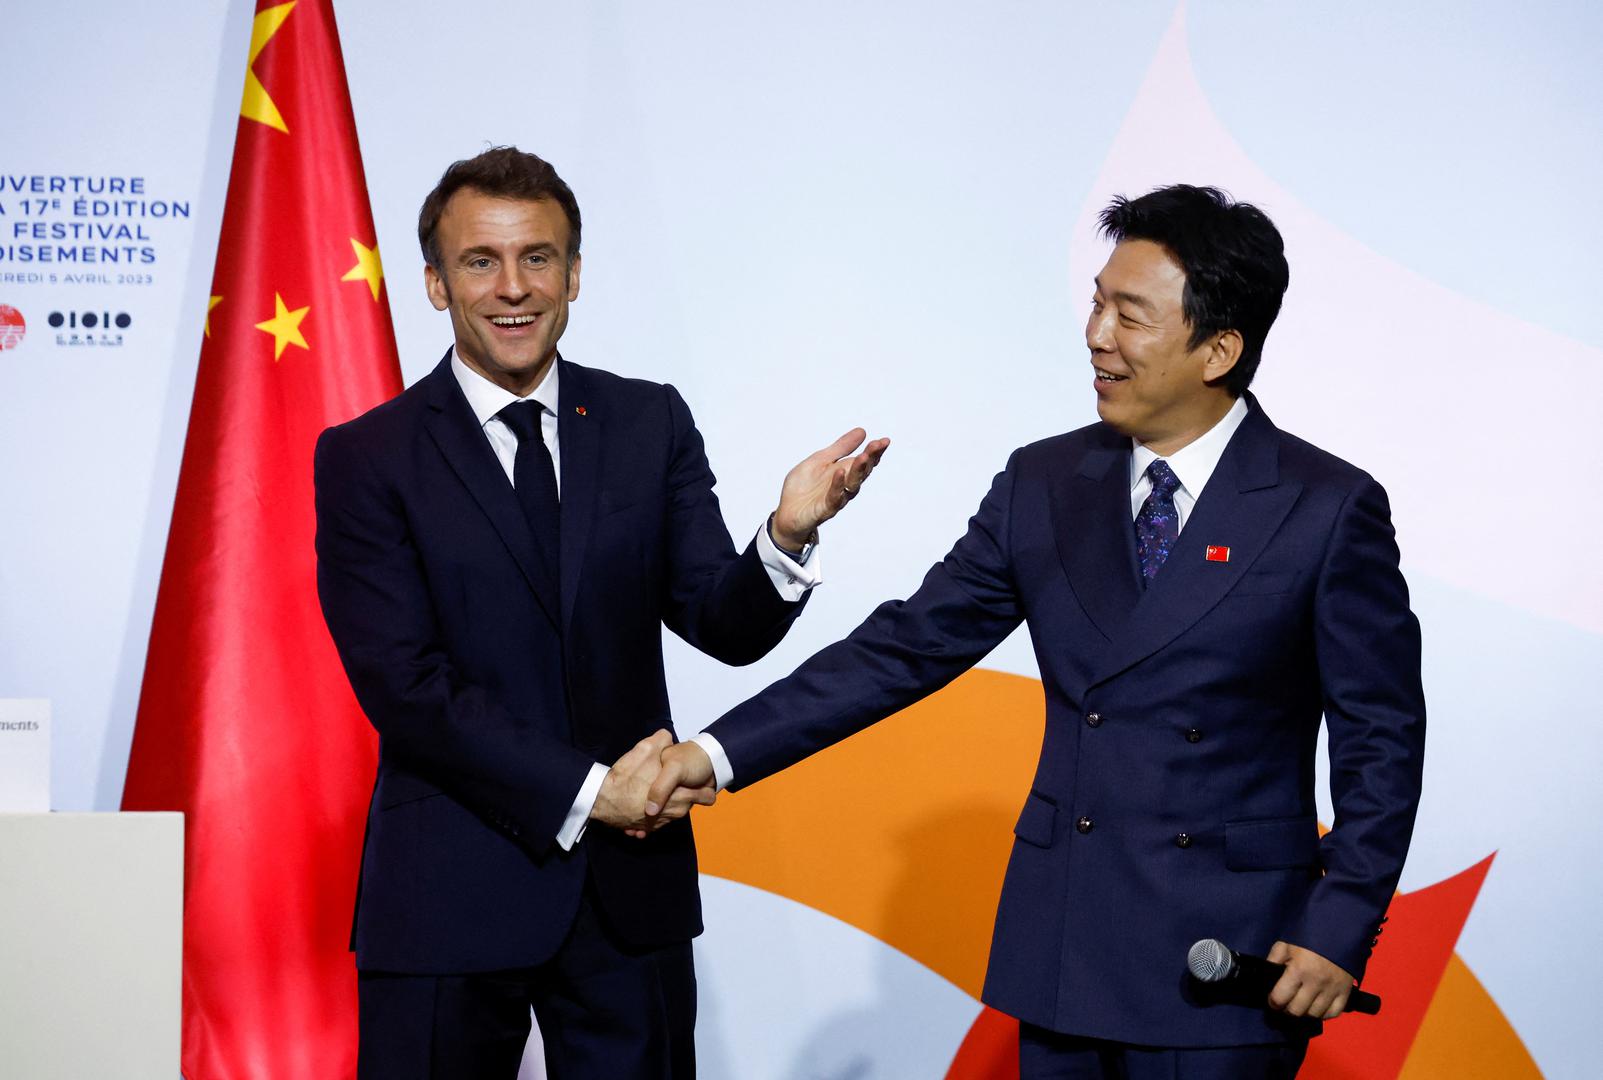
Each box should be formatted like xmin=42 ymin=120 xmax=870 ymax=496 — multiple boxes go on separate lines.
xmin=1135 ymin=459 xmax=1181 ymax=586
xmin=496 ymin=400 xmax=560 ymax=579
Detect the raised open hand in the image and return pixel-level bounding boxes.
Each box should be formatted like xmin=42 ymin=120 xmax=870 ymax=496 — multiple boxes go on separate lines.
xmin=770 ymin=428 xmax=890 ymax=551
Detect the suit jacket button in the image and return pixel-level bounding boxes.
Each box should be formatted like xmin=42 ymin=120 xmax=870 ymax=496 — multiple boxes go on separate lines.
xmin=1184 ymin=728 xmax=1202 ymax=743
xmin=1075 ymin=816 xmax=1093 ymax=834
xmin=1085 ymin=712 xmax=1103 ymax=728
xmin=1175 ymin=832 xmax=1192 ymax=848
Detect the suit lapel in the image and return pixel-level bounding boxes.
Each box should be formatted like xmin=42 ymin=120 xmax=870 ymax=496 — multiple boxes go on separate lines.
xmin=420 ymin=354 xmax=562 ymax=629
xmin=1088 ymin=398 xmax=1300 ymax=688
xmin=556 ymin=360 xmax=601 ymax=633
xmin=1049 ymin=425 xmax=1143 ymax=643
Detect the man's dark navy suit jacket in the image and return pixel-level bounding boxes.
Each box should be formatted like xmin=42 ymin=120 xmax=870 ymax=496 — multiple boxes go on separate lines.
xmin=314 ymin=354 xmax=805 ymax=974
xmin=707 ymin=396 xmax=1426 ymax=1048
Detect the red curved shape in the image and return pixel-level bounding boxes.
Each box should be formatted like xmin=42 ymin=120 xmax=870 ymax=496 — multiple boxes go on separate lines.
xmin=943 ymin=855 xmax=1496 ymax=1080
xmin=944 ymin=1006 xmax=1019 ymax=1080
xmin=1303 ymin=854 xmax=1495 ymax=1079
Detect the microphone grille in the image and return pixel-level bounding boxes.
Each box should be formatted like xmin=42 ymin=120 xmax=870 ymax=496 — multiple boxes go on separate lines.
xmin=1187 ymin=938 xmax=1231 ymax=982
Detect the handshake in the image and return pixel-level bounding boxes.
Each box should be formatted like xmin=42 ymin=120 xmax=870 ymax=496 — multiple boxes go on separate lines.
xmin=587 ymin=730 xmax=719 ymax=839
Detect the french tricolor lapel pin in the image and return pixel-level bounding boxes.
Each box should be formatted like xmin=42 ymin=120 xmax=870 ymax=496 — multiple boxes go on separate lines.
xmin=1205 ymin=545 xmax=1230 ymax=563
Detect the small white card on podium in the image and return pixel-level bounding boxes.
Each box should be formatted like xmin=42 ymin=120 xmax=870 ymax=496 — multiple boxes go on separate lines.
xmin=0 ymin=699 xmax=50 ymax=811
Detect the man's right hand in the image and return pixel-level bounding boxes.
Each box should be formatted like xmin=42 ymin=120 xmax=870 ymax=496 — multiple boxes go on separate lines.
xmin=591 ymin=730 xmax=674 ymax=836
xmin=644 ymin=741 xmax=716 ymax=820
xmin=591 ymin=730 xmax=718 ymax=839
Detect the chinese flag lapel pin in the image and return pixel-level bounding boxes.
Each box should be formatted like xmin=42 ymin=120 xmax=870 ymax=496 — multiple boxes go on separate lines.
xmin=1205 ymin=545 xmax=1230 ymax=563
xmin=575 ymin=405 xmax=587 ymax=416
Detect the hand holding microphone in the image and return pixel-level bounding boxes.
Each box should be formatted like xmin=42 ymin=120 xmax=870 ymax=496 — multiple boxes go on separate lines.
xmin=1188 ymin=938 xmax=1381 ymax=1018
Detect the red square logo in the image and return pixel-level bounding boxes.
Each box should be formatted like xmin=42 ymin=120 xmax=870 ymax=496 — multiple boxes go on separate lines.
xmin=1205 ymin=545 xmax=1230 ymax=563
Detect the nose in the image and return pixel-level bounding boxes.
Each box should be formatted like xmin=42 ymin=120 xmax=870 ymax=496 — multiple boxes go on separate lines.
xmin=1086 ymin=306 xmax=1114 ymax=353
xmin=495 ymin=261 xmax=531 ymax=302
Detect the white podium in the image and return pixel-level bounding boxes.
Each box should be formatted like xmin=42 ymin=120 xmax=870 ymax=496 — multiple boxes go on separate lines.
xmin=0 ymin=812 xmax=183 ymax=1079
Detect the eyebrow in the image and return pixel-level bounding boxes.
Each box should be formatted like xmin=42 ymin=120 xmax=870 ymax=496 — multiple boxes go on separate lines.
xmin=459 ymin=241 xmax=560 ymax=261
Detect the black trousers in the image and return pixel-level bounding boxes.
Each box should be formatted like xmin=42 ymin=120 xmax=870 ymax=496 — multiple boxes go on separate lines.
xmin=1020 ymin=1024 xmax=1307 ymax=1080
xmin=357 ymin=886 xmax=696 ymax=1080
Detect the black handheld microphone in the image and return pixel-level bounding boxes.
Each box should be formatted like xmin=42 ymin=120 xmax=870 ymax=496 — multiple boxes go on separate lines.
xmin=1187 ymin=938 xmax=1381 ymax=1016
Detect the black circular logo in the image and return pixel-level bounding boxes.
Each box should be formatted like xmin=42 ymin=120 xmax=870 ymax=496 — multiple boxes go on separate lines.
xmin=46 ymin=311 xmax=134 ymax=331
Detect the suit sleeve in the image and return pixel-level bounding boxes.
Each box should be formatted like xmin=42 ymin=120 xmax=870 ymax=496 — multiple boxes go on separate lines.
xmin=1286 ymin=476 xmax=1426 ymax=980
xmin=314 ymin=425 xmax=595 ymax=855
xmin=708 ymin=451 xmax=1028 ymax=787
xmin=658 ymin=383 xmax=809 ymax=665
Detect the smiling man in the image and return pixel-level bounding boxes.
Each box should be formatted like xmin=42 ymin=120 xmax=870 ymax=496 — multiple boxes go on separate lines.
xmin=423 ymin=192 xmax=578 ymax=397
xmin=313 ymin=147 xmax=886 ymax=1079
xmin=648 ymin=185 xmax=1425 ymax=1079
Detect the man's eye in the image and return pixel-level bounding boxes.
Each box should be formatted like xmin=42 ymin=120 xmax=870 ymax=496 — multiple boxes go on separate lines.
xmin=469 ymin=258 xmax=492 ymax=270
xmin=527 ymin=255 xmax=548 ymax=267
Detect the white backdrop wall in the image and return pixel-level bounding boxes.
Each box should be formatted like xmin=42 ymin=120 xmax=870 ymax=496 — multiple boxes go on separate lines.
xmin=3 ymin=2 xmax=1599 ymax=1077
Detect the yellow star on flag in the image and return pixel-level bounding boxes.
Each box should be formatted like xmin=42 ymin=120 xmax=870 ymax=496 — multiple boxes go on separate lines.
xmin=341 ymin=238 xmax=385 ymax=302
xmin=254 ymin=293 xmax=310 ymax=361
xmin=205 ymin=295 xmax=223 ymax=338
xmin=241 ymin=2 xmax=297 ymax=133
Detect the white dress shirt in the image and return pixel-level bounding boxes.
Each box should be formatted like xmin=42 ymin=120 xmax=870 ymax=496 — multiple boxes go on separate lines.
xmin=692 ymin=395 xmax=1252 ymax=793
xmin=449 ymin=353 xmax=821 ymax=848
xmin=1128 ymin=395 xmax=1248 ymax=527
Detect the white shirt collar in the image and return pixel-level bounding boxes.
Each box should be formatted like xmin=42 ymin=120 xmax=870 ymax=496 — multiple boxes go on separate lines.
xmin=1129 ymin=395 xmax=1250 ymax=501
xmin=450 ymin=349 xmax=560 ymax=429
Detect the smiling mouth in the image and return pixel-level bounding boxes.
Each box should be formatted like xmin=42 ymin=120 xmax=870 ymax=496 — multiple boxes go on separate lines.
xmin=489 ymin=314 xmax=538 ymax=327
xmin=1094 ymin=367 xmax=1128 ymax=382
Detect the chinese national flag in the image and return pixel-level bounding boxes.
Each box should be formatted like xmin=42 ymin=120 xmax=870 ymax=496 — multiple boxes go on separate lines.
xmin=121 ymin=2 xmax=401 ymax=1077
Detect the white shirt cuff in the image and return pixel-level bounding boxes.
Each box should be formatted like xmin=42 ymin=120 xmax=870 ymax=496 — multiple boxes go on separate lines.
xmin=755 ymin=522 xmax=823 ymax=602
xmin=556 ymin=762 xmax=609 ymax=851
xmin=689 ymin=732 xmax=734 ymax=791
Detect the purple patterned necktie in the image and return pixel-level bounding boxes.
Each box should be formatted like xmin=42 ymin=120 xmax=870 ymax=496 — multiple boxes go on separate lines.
xmin=1135 ymin=459 xmax=1181 ymax=586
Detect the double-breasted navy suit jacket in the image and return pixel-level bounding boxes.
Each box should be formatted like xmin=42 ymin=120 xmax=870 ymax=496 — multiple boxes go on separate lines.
xmin=706 ymin=396 xmax=1425 ymax=1047
xmin=314 ymin=354 xmax=805 ymax=974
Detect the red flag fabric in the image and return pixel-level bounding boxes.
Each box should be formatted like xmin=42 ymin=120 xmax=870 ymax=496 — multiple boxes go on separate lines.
xmin=121 ymin=2 xmax=401 ymax=1076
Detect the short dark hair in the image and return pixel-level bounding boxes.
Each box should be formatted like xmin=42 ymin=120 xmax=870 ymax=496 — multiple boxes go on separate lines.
xmin=417 ymin=146 xmax=582 ymax=269
xmin=1098 ymin=185 xmax=1288 ymax=396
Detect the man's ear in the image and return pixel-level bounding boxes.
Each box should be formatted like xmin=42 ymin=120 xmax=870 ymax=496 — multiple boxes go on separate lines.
xmin=1202 ymin=328 xmax=1243 ymax=385
xmin=565 ymin=253 xmax=582 ymax=302
xmin=424 ymin=263 xmax=449 ymax=312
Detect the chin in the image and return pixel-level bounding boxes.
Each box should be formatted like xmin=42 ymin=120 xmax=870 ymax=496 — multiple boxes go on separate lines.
xmin=495 ymin=353 xmax=547 ymax=377
xmin=1098 ymin=410 xmax=1141 ymax=441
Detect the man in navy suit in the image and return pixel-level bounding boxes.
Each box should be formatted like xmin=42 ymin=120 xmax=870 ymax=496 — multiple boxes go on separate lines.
xmin=314 ymin=147 xmax=886 ymax=1079
xmin=648 ymin=185 xmax=1425 ymax=1078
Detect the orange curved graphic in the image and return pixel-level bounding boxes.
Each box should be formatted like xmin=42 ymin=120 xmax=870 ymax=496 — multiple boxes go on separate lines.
xmin=696 ymin=667 xmax=1047 ymax=998
xmin=692 ymin=668 xmax=1539 ymax=1078
xmin=1398 ymin=955 xmax=1541 ymax=1079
